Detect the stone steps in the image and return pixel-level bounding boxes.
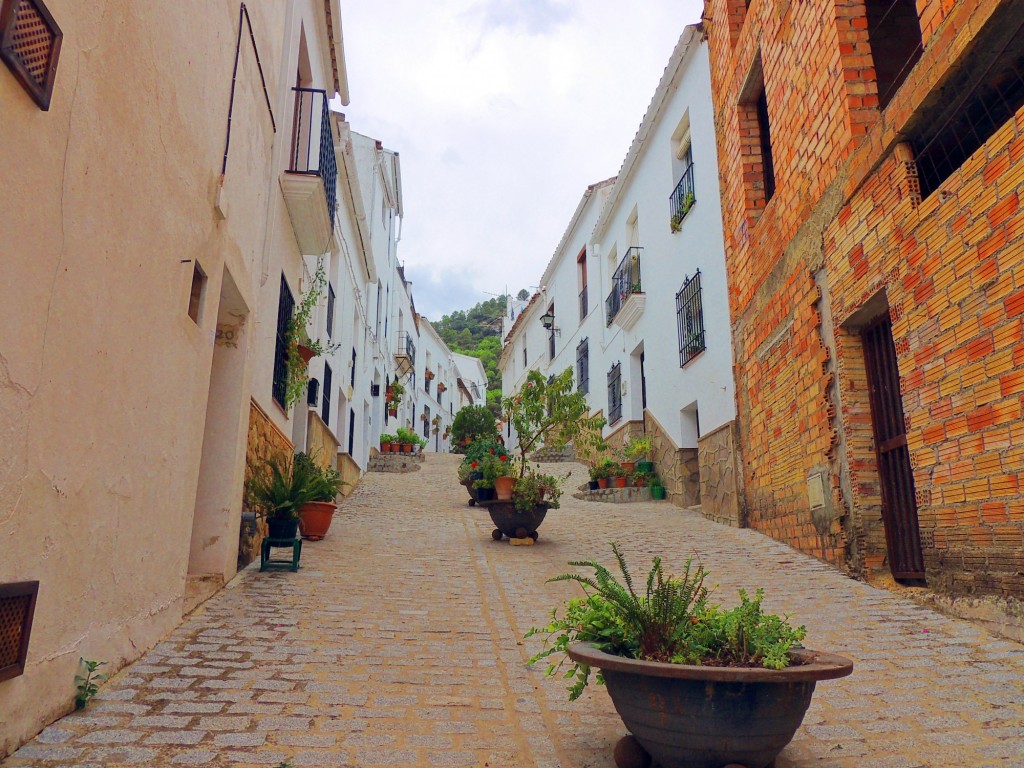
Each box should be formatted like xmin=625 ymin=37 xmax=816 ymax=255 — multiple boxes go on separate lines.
xmin=367 ymin=453 xmax=424 ymax=473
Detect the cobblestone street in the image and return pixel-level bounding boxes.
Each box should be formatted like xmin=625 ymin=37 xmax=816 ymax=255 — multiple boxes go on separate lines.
xmin=6 ymin=455 xmax=1024 ymax=768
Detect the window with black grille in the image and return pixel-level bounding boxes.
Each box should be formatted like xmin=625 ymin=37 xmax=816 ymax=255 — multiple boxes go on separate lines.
xmin=350 ymin=348 xmax=356 ymax=387
xmin=576 ymin=338 xmax=589 ymax=394
xmin=326 ymin=283 xmax=335 ymax=339
xmin=909 ymin=5 xmax=1024 ymax=199
xmin=272 ymin=275 xmax=295 ymax=408
xmin=322 ymin=363 xmax=332 ymax=425
xmin=0 ymin=0 xmax=62 ymax=110
xmin=607 ymin=362 xmax=622 ymax=425
xmin=0 ymin=581 xmax=38 ymax=682
xmin=423 ymin=406 xmax=430 ymax=438
xmin=676 ymin=271 xmax=706 ymax=367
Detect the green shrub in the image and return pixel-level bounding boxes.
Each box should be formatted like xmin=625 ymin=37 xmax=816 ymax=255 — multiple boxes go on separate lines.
xmin=451 ymin=405 xmax=499 ymax=451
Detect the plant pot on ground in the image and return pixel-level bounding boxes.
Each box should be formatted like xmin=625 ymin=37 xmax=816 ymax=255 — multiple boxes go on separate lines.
xmin=247 ymin=453 xmax=314 ymax=549
xmin=650 ymin=483 xmax=667 ymax=500
xmin=526 ymin=545 xmax=853 ymax=768
xmin=295 ymin=452 xmax=348 ymax=541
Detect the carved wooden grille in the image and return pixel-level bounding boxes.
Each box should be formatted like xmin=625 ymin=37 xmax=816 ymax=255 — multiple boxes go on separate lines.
xmin=0 ymin=0 xmax=62 ymax=110
xmin=0 ymin=581 xmax=39 ymax=682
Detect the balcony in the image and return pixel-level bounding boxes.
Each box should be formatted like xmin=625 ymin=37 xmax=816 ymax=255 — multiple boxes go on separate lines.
xmin=394 ymin=331 xmax=416 ymax=376
xmin=669 ymin=163 xmax=696 ymax=232
xmin=605 ymin=247 xmax=645 ymax=330
xmin=280 ymin=88 xmax=338 ymax=255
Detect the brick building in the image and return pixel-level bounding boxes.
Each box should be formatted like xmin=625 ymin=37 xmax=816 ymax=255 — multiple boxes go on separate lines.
xmin=704 ymin=0 xmax=1024 ymax=601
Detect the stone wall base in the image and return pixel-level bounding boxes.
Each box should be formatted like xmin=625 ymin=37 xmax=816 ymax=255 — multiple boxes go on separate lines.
xmin=698 ymin=421 xmax=742 ymax=527
xmin=368 ymin=453 xmax=424 ymax=473
xmin=241 ymin=400 xmax=293 ymax=570
xmin=573 ymin=486 xmax=654 ymax=504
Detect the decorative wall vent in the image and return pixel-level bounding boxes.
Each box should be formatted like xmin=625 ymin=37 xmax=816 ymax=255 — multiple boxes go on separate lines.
xmin=0 ymin=581 xmax=39 ymax=682
xmin=0 ymin=0 xmax=62 ymax=110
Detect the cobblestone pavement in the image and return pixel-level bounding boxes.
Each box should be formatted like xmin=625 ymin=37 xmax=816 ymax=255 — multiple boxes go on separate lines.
xmin=6 ymin=455 xmax=1024 ymax=768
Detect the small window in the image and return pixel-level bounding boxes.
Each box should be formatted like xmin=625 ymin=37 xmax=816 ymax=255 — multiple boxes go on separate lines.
xmin=865 ymin=0 xmax=922 ymax=109
xmin=0 ymin=581 xmax=39 ymax=682
xmin=322 ymin=363 xmax=332 ymax=425
xmin=326 ymin=283 xmax=336 ymax=339
xmin=188 ymin=262 xmax=207 ymax=324
xmin=576 ymin=338 xmax=589 ymax=395
xmin=739 ymin=53 xmax=775 ymax=207
xmin=350 ymin=348 xmax=356 ymax=387
xmin=0 ymin=0 xmax=62 ymax=111
xmin=522 ymin=343 xmax=527 ymax=368
xmin=423 ymin=406 xmax=430 ymax=438
xmin=676 ymin=271 xmax=706 ymax=366
xmin=272 ymin=275 xmax=295 ymax=408
xmin=607 ymin=362 xmax=622 ymax=424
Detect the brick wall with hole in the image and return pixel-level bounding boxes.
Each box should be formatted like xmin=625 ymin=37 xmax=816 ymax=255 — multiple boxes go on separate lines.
xmin=706 ymin=0 xmax=1024 ymax=598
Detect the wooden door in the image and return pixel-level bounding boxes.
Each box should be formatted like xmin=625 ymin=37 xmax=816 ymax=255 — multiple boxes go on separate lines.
xmin=862 ymin=316 xmax=925 ymax=580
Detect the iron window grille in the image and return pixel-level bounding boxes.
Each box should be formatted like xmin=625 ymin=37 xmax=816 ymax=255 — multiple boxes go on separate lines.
xmin=676 ymin=270 xmax=706 ymax=367
xmin=0 ymin=580 xmax=39 ymax=682
xmin=350 ymin=348 xmax=357 ymax=387
xmin=669 ymin=160 xmax=696 ymax=231
xmin=0 ymin=0 xmax=61 ymax=110
xmin=548 ymin=329 xmax=556 ymax=361
xmin=606 ymin=247 xmax=643 ymax=326
xmin=287 ymin=87 xmax=337 ymax=230
xmin=272 ymin=275 xmax=295 ymax=407
xmin=579 ymin=285 xmax=588 ymax=321
xmin=576 ymin=338 xmax=589 ymax=395
xmin=306 ymin=378 xmax=319 ymax=407
xmin=326 ymin=284 xmax=335 ymax=339
xmin=423 ymin=407 xmax=430 ymax=438
xmin=322 ymin=363 xmax=332 ymax=424
xmin=909 ymin=6 xmax=1024 ymax=199
xmin=607 ymin=362 xmax=622 ymax=425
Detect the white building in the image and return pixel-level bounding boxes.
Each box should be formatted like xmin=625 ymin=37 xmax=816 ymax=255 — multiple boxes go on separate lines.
xmin=452 ymin=352 xmax=490 ymax=412
xmin=499 ymin=26 xmax=740 ymax=520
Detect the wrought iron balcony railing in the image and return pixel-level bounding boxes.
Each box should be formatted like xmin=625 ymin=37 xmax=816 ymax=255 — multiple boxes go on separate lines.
xmin=669 ymin=163 xmax=696 ymax=232
xmin=606 ymin=247 xmax=643 ymax=326
xmin=395 ymin=331 xmax=416 ymax=364
xmin=287 ymin=87 xmax=337 ymax=231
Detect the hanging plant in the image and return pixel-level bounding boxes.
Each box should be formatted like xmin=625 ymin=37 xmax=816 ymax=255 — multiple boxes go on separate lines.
xmin=283 ymin=257 xmax=342 ymax=408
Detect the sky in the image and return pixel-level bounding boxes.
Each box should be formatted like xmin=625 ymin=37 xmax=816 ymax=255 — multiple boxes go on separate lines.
xmin=340 ymin=1 xmax=706 ymax=321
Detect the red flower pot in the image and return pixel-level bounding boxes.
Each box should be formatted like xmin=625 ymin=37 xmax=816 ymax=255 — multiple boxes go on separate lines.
xmin=614 ymin=477 xmax=628 ymax=488
xmin=597 ymin=479 xmax=609 ymax=489
xmin=494 ymin=476 xmax=515 ymax=501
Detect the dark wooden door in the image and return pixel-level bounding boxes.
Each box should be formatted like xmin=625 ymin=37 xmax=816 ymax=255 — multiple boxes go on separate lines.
xmin=862 ymin=316 xmax=925 ymax=580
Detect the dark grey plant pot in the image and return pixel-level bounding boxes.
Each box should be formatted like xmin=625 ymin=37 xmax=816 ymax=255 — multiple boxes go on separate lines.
xmin=566 ymin=643 xmax=853 ymax=768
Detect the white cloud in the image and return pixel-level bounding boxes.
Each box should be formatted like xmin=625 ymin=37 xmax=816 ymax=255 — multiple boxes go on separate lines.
xmin=341 ymin=0 xmax=704 ymax=321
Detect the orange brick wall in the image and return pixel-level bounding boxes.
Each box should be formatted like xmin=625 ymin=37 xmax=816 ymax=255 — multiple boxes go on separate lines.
xmin=706 ymin=0 xmax=1024 ymax=599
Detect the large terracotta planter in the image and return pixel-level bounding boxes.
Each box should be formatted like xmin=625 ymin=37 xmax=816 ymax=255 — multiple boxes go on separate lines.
xmin=494 ymin=476 xmax=515 ymax=500
xmin=481 ymin=499 xmax=550 ymax=541
xmin=597 ymin=478 xmax=609 ymax=489
xmin=614 ymin=477 xmax=628 ymax=488
xmin=298 ymin=501 xmax=337 ymax=541
xmin=566 ymin=643 xmax=853 ymax=768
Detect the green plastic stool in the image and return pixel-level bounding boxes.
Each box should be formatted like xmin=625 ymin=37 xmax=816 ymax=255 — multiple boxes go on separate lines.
xmin=260 ymin=536 xmax=301 ymax=572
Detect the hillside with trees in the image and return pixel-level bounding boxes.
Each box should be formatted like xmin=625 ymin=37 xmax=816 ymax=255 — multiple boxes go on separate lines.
xmin=431 ymin=291 xmax=529 ymax=413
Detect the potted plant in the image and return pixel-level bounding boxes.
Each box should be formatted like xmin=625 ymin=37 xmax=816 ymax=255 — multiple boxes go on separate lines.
xmin=379 ymin=433 xmax=395 ymax=453
xmin=631 ymin=469 xmax=649 ymax=488
xmin=246 ymin=453 xmax=316 ymax=541
xmin=650 ymin=476 xmax=667 ymax=500
xmin=527 ymin=545 xmax=853 ymax=768
xmin=451 ymin=404 xmax=499 ymax=453
xmin=593 ymin=458 xmax=616 ymax=489
xmin=294 ymin=452 xmax=348 ymax=541
xmin=587 ymin=464 xmax=603 ymax=491
xmin=473 ymin=455 xmax=498 ymax=502
xmin=621 ymin=435 xmax=653 ymax=474
xmin=385 ymin=381 xmax=405 ymax=416
xmin=611 ymin=464 xmax=628 ymax=489
xmin=396 ymin=427 xmax=416 ymax=454
xmin=493 ymin=455 xmax=516 ymax=500
xmin=479 ymin=369 xmax=605 ymax=542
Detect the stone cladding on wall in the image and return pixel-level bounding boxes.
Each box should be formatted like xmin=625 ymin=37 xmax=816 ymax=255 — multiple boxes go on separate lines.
xmin=241 ymin=400 xmax=294 ymax=569
xmin=698 ymin=421 xmax=742 ymax=527
xmin=705 ymin=0 xmax=1024 ymax=599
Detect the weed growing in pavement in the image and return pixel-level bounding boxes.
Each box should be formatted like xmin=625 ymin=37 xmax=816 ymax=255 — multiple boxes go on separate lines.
xmin=74 ymin=658 xmax=108 ymax=709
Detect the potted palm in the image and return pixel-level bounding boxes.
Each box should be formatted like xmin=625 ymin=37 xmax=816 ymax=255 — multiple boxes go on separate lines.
xmin=246 ymin=453 xmax=316 ymax=541
xmin=527 ymin=546 xmax=853 ymax=768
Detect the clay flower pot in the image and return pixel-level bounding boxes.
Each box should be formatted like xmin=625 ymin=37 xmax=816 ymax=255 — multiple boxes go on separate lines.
xmin=494 ymin=476 xmax=515 ymax=501
xmin=298 ymin=501 xmax=337 ymax=541
xmin=614 ymin=477 xmax=628 ymax=488
xmin=597 ymin=478 xmax=609 ymax=489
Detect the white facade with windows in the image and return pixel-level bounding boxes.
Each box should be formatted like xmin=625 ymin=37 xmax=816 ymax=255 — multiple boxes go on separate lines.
xmin=499 ymin=27 xmax=736 ymax=504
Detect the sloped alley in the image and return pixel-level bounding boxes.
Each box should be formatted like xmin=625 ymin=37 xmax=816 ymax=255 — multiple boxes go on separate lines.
xmin=5 ymin=455 xmax=1023 ymax=768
